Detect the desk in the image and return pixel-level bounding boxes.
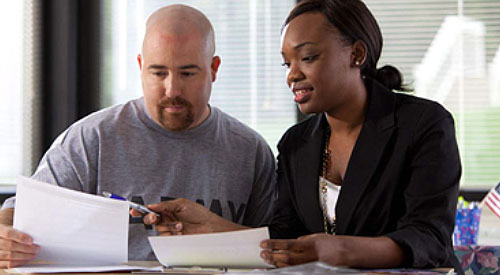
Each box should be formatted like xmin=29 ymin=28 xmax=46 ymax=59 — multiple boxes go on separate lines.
xmin=0 ymin=261 xmax=163 ymax=275
xmin=0 ymin=261 xmax=453 ymax=275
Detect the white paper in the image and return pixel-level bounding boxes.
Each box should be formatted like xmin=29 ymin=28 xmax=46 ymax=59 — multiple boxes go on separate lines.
xmin=148 ymin=227 xmax=273 ymax=268
xmin=13 ymin=176 xmax=130 ymax=266
xmin=7 ymin=264 xmax=163 ymax=273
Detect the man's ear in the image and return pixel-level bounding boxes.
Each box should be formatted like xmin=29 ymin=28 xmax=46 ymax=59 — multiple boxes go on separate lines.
xmin=137 ymin=54 xmax=143 ymax=71
xmin=351 ymin=40 xmax=367 ymax=67
xmin=210 ymin=56 xmax=221 ymax=82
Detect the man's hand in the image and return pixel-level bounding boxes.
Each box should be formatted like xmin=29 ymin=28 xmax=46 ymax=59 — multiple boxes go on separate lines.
xmin=131 ymin=198 xmax=248 ymax=236
xmin=0 ymin=209 xmax=39 ymax=268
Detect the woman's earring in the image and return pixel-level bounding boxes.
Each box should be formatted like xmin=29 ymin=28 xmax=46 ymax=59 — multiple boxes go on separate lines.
xmin=355 ymin=60 xmax=361 ymax=66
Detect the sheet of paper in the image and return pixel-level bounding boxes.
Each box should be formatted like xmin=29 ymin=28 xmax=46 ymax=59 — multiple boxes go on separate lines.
xmin=13 ymin=176 xmax=130 ymax=266
xmin=148 ymin=227 xmax=274 ymax=269
xmin=7 ymin=264 xmax=163 ymax=273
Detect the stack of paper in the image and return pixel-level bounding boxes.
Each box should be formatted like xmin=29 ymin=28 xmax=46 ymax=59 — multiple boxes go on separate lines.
xmin=11 ymin=176 xmax=162 ymax=273
xmin=11 ymin=176 xmax=272 ymax=272
xmin=149 ymin=227 xmax=273 ymax=269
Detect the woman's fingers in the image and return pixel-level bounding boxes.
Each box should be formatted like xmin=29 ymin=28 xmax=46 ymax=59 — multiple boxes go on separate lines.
xmin=260 ymin=239 xmax=311 ymax=252
xmin=260 ymin=238 xmax=317 ymax=267
xmin=153 ymin=222 xmax=183 ymax=235
xmin=260 ymin=248 xmax=316 ymax=267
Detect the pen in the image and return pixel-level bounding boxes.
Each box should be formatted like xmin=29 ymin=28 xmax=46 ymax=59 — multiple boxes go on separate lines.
xmin=102 ymin=191 xmax=159 ymax=216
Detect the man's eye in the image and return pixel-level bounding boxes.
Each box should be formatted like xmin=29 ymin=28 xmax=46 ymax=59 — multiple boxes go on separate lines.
xmin=181 ymin=72 xmax=196 ymax=77
xmin=152 ymin=71 xmax=166 ymax=77
xmin=281 ymin=62 xmax=290 ymax=68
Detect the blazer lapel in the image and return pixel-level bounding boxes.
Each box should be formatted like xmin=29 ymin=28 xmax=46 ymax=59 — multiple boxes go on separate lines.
xmin=335 ymin=80 xmax=396 ymax=234
xmin=293 ymin=115 xmax=327 ymax=233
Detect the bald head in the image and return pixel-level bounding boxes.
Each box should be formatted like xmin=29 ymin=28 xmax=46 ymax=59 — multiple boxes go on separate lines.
xmin=138 ymin=4 xmax=221 ymax=132
xmin=143 ymin=4 xmax=215 ymax=57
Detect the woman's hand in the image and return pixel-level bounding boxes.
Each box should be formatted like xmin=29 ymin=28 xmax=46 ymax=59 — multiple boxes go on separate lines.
xmin=260 ymin=234 xmax=404 ymax=268
xmin=260 ymin=233 xmax=343 ymax=268
xmin=131 ymin=198 xmax=248 ymax=236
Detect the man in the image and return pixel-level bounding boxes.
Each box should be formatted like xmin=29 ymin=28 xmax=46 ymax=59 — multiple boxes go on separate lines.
xmin=0 ymin=4 xmax=276 ymax=268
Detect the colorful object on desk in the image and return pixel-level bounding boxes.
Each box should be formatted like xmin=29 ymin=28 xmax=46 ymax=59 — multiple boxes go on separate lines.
xmin=484 ymin=181 xmax=500 ymax=219
xmin=454 ymin=245 xmax=500 ymax=275
xmin=454 ymin=196 xmax=481 ymax=245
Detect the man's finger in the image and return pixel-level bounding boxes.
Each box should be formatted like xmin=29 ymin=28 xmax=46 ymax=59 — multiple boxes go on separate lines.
xmin=0 ymin=249 xmax=38 ymax=261
xmin=0 ymin=240 xmax=39 ymax=254
xmin=0 ymin=226 xmax=33 ymax=245
xmin=0 ymin=260 xmax=32 ymax=269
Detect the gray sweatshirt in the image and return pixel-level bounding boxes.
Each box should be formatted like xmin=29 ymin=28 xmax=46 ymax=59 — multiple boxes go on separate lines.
xmin=3 ymin=97 xmax=277 ymax=260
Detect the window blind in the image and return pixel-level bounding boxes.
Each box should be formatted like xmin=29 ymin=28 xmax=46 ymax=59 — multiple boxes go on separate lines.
xmin=0 ymin=0 xmax=40 ymax=187
xmin=365 ymin=0 xmax=500 ymax=188
xmin=101 ymin=0 xmax=296 ymax=154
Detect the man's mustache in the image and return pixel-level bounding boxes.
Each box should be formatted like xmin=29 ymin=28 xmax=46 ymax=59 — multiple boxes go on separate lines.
xmin=158 ymin=96 xmax=192 ymax=108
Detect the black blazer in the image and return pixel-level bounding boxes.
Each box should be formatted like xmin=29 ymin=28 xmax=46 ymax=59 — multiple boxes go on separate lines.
xmin=269 ymin=79 xmax=461 ymax=268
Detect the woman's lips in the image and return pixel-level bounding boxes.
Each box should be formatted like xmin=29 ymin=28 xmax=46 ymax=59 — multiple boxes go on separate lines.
xmin=293 ymin=89 xmax=313 ymax=103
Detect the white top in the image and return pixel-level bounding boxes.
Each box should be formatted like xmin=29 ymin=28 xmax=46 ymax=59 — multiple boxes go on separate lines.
xmin=319 ymin=176 xmax=341 ymax=226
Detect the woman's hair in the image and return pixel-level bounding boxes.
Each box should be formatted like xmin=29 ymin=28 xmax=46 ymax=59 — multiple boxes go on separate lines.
xmin=284 ymin=0 xmax=410 ymax=91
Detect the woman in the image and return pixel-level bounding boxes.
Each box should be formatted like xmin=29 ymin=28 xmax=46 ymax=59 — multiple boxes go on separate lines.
xmin=259 ymin=0 xmax=461 ymax=269
xmin=141 ymin=0 xmax=461 ymax=270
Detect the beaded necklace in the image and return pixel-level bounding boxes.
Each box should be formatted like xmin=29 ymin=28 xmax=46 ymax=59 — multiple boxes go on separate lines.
xmin=320 ymin=128 xmax=336 ymax=235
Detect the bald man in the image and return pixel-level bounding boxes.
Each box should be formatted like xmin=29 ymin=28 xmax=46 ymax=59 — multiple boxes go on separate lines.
xmin=0 ymin=5 xmax=276 ymax=267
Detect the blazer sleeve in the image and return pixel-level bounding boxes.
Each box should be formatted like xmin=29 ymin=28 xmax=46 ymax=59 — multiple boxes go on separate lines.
xmin=386 ymin=102 xmax=461 ymax=268
xmin=269 ymin=132 xmax=311 ymax=239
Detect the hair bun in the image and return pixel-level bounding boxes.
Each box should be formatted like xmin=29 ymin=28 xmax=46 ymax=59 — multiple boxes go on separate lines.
xmin=374 ymin=65 xmax=405 ymax=91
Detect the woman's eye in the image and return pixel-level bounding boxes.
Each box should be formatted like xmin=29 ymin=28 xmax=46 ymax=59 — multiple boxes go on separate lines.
xmin=281 ymin=62 xmax=290 ymax=68
xmin=302 ymin=55 xmax=318 ymax=63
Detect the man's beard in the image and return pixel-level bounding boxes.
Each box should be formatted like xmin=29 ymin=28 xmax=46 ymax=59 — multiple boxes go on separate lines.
xmin=157 ymin=96 xmax=194 ymax=131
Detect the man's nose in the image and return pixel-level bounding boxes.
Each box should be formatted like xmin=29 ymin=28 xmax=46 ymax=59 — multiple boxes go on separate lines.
xmin=164 ymin=76 xmax=182 ymax=97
